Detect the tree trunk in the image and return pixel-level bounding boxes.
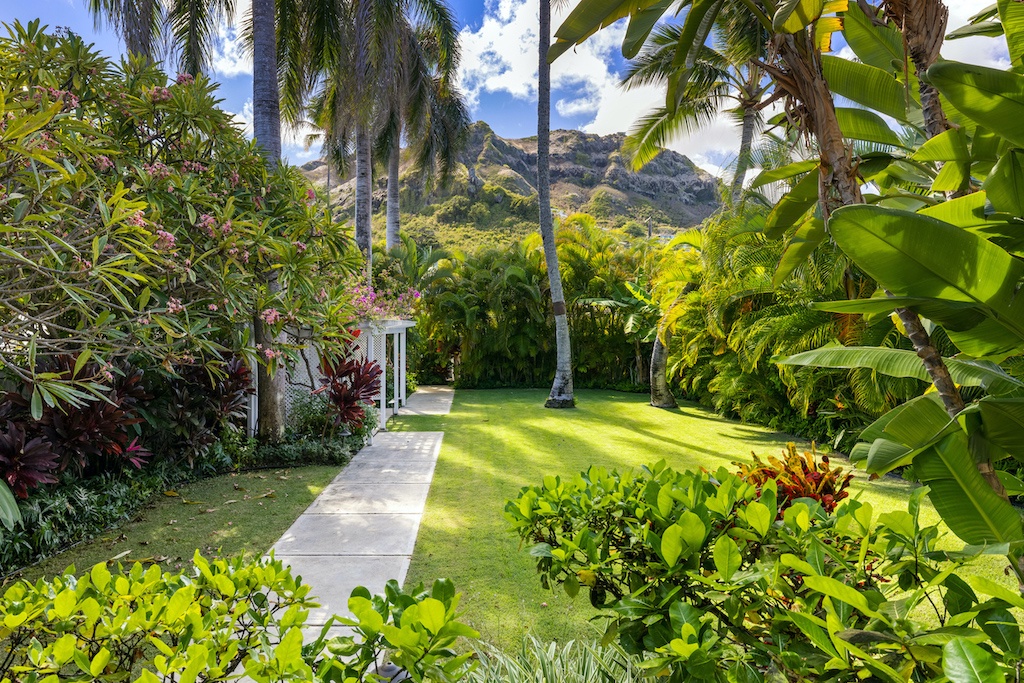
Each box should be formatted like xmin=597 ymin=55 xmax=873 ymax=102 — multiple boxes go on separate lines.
xmin=730 ymin=106 xmax=756 ymax=203
xmin=386 ymin=143 xmax=401 ymax=250
xmin=326 ymin=163 xmax=332 ymax=222
xmin=884 ymin=0 xmax=949 ymax=138
xmin=774 ymin=29 xmax=993 ymax=493
xmin=252 ymin=0 xmax=281 ymax=169
xmin=355 ymin=124 xmax=373 ymax=279
xmin=124 ymin=0 xmax=155 ymax=60
xmin=883 ymin=0 xmax=1004 ymax=495
xmin=251 ymin=0 xmax=286 ymax=443
xmin=650 ymin=328 xmax=676 ymax=409
xmin=539 ymin=0 xmax=574 ymax=408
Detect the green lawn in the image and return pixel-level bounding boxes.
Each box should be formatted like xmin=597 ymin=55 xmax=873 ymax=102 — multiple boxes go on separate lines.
xmin=13 ymin=466 xmax=341 ymax=583
xmin=390 ymin=388 xmax=1004 ymax=651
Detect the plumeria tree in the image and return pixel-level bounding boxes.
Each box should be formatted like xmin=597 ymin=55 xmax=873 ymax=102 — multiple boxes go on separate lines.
xmin=0 ymin=21 xmax=360 ymax=415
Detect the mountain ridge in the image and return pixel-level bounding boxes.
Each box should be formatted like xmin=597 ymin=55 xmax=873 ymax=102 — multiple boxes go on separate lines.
xmin=300 ymin=121 xmax=721 ymax=249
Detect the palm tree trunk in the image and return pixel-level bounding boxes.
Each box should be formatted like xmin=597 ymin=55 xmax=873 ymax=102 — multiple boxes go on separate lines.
xmin=355 ymin=124 xmax=373 ymax=278
xmin=650 ymin=327 xmax=676 ymax=409
xmin=124 ymin=0 xmax=156 ymax=59
xmin=251 ymin=0 xmax=286 ymax=442
xmin=883 ymin=0 xmax=1001 ymax=495
xmin=730 ymin=106 xmax=756 ymax=203
xmin=539 ymin=0 xmax=574 ymax=408
xmin=386 ymin=143 xmax=401 ymax=250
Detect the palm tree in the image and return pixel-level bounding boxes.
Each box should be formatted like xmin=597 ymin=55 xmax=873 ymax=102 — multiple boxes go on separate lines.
xmin=86 ymin=0 xmax=234 ymax=74
xmin=280 ymin=0 xmax=459 ymax=283
xmin=538 ymin=0 xmax=574 ymax=408
xmin=377 ymin=18 xmax=469 ymax=250
xmin=621 ymin=30 xmax=770 ymax=202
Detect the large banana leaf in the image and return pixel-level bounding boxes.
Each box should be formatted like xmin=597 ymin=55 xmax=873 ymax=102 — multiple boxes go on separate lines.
xmin=866 ymin=394 xmax=955 ymax=473
xmin=913 ymin=128 xmax=971 ymax=162
xmin=914 ymin=431 xmax=1024 ymax=544
xmin=929 ymin=61 xmax=1024 ymax=149
xmin=979 ymin=398 xmax=1024 ymax=455
xmin=849 ymin=394 xmax=943 ymax=464
xmin=982 ymin=149 xmax=1024 ymax=216
xmin=822 ymin=55 xmax=912 ymax=122
xmin=764 ymin=168 xmax=819 ymax=238
xmin=829 ymin=205 xmax=1024 ymax=357
xmin=549 ymin=0 xmax=638 ymax=62
xmin=773 ymin=0 xmax=824 ymax=33
xmin=752 ymin=159 xmax=819 ymax=188
xmin=999 ymin=0 xmax=1024 ymax=69
xmin=777 ymin=346 xmax=1024 ymax=396
xmin=842 ymin=0 xmax=903 ymax=73
xmin=835 ymin=108 xmax=903 ymax=147
xmin=622 ymin=0 xmax=674 ymax=58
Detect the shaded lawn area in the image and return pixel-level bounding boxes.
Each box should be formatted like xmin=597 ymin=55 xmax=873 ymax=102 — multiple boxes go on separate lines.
xmin=390 ymin=388 xmax=1009 ymax=652
xmin=9 ymin=466 xmax=340 ymax=583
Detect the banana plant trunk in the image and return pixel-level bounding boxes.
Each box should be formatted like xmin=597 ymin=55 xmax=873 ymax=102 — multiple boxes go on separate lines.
xmin=539 ymin=0 xmax=574 ymax=408
xmin=386 ymin=143 xmax=400 ymax=250
xmin=730 ymin=106 xmax=756 ymax=202
xmin=774 ymin=29 xmax=996 ymax=494
xmin=252 ymin=0 xmax=286 ymax=442
xmin=884 ymin=0 xmax=1003 ymax=495
xmin=355 ymin=125 xmax=373 ymax=281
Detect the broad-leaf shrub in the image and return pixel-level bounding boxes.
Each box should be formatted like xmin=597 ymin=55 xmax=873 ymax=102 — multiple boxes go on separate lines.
xmin=508 ymin=464 xmax=1023 ymax=681
xmin=321 ymin=579 xmax=479 ymax=682
xmin=0 ymin=555 xmax=478 ymax=683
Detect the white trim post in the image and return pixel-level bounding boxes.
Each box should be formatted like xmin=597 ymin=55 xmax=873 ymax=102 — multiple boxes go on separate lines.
xmin=399 ymin=330 xmax=407 ymax=407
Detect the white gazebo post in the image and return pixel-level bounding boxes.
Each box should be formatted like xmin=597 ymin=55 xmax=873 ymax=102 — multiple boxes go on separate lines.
xmin=399 ymin=328 xmax=407 ymax=408
xmin=355 ymin=319 xmax=416 ymax=432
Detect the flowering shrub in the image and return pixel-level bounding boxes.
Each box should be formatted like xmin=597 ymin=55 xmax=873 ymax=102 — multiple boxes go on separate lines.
xmin=348 ymin=277 xmax=422 ymax=321
xmin=0 ymin=20 xmax=359 ymax=410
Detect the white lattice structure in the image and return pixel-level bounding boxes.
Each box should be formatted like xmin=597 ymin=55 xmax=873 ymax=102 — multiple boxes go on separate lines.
xmin=252 ymin=319 xmax=416 ymax=435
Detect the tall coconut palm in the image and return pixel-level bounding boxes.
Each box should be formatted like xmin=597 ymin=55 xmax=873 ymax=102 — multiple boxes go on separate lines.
xmin=250 ymin=0 xmax=286 ymax=441
xmin=376 ymin=18 xmax=469 ymax=250
xmin=280 ymin=0 xmax=459 ymax=281
xmin=621 ymin=30 xmax=770 ymax=202
xmin=538 ymin=0 xmax=574 ymax=408
xmin=86 ymin=0 xmax=234 ymax=74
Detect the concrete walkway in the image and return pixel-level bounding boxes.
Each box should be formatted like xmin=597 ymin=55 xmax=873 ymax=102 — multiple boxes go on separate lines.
xmin=397 ymin=385 xmax=454 ymax=416
xmin=270 ymin=386 xmax=453 ymax=631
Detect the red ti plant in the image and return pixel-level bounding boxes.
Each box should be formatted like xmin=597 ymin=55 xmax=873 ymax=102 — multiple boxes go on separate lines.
xmin=0 ymin=421 xmax=59 ymax=498
xmin=314 ymin=341 xmax=383 ymax=431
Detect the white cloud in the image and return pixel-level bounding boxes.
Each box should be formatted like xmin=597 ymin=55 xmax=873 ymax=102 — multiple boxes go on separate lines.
xmin=227 ymin=99 xmax=317 ymax=150
xmin=943 ymin=1 xmax=1010 ymax=69
xmin=209 ymin=0 xmax=252 ymax=78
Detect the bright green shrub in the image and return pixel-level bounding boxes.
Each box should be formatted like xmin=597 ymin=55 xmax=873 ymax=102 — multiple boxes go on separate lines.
xmin=324 ymin=578 xmax=479 ymax=682
xmin=508 ymin=464 xmax=1022 ymax=681
xmin=0 ymin=555 xmax=478 ymax=683
xmin=0 ymin=554 xmax=317 ymax=682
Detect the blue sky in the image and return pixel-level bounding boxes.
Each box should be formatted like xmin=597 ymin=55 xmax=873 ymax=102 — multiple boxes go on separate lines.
xmin=0 ymin=0 xmax=1005 ymax=175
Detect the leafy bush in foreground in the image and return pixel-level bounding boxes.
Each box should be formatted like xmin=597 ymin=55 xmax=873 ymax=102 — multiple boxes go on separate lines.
xmin=0 ymin=555 xmax=478 ymax=683
xmin=508 ymin=463 xmax=1023 ymax=681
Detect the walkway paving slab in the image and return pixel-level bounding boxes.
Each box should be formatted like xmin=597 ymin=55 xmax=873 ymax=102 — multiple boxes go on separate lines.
xmin=399 ymin=386 xmax=453 ymax=417
xmin=272 ymin=513 xmax=420 ymax=556
xmin=305 ymin=483 xmax=431 ymax=514
xmin=338 ymin=457 xmax=437 ymax=484
xmin=276 ymin=554 xmax=411 ymax=625
xmin=269 ymin=393 xmax=453 ymax=635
